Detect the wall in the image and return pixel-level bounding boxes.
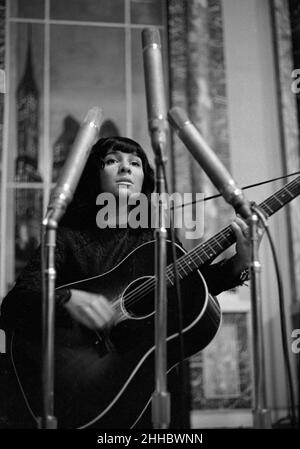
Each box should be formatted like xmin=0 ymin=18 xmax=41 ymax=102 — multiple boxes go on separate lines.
xmin=222 ymin=0 xmax=297 ymax=421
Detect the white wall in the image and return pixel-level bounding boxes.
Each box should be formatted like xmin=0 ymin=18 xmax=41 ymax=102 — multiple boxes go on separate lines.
xmin=222 ymin=0 xmax=294 ymax=423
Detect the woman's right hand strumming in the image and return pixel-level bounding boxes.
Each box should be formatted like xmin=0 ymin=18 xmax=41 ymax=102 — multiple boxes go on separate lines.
xmin=64 ymin=289 xmax=116 ymax=330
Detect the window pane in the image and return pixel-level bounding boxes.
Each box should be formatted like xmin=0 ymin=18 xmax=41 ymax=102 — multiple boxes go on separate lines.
xmin=131 ymin=28 xmax=151 ymax=161
xmin=10 ymin=188 xmax=43 ymax=279
xmin=10 ymin=0 xmax=45 ymax=19
xmin=190 ymin=313 xmax=251 ymax=409
xmin=50 ymin=0 xmax=125 ymax=23
xmin=130 ymin=0 xmax=164 ymax=25
xmin=50 ymin=25 xmax=126 ymax=180
xmin=9 ymin=23 xmax=44 ymax=183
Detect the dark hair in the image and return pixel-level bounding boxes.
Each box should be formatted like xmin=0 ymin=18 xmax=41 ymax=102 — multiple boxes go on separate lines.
xmin=60 ymin=136 xmax=154 ymax=228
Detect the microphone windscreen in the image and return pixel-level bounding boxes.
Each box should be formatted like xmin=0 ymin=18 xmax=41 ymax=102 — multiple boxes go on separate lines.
xmin=83 ymin=106 xmax=103 ymax=128
xmin=168 ymin=107 xmax=190 ymax=132
xmin=142 ymin=27 xmax=161 ymax=49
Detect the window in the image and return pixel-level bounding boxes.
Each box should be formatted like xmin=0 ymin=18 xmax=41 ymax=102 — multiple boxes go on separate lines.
xmin=0 ymin=0 xmax=167 ymax=293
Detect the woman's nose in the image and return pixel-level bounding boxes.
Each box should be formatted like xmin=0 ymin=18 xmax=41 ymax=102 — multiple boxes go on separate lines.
xmin=119 ymin=161 xmax=131 ymax=173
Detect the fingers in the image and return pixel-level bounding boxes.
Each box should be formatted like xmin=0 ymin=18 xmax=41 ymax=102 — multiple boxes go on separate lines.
xmin=234 ymin=217 xmax=248 ymax=234
xmin=231 ymin=218 xmax=251 ymax=269
xmin=231 ymin=221 xmax=243 ymax=239
xmin=65 ymin=290 xmax=115 ymax=330
xmin=83 ymin=302 xmax=114 ymax=330
xmin=233 ymin=216 xmax=265 ymax=240
xmin=231 ymin=219 xmax=248 ymax=241
xmin=72 ymin=307 xmax=101 ymax=330
xmin=88 ymin=295 xmax=115 ymax=328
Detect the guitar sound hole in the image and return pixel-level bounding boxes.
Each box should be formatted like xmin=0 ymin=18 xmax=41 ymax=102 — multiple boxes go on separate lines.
xmin=122 ymin=276 xmax=155 ymax=319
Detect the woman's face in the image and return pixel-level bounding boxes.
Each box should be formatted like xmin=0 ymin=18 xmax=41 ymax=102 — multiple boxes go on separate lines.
xmin=99 ymin=149 xmax=144 ymax=199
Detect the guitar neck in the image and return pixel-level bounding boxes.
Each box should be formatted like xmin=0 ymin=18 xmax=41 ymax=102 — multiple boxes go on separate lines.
xmin=166 ymin=176 xmax=300 ymax=280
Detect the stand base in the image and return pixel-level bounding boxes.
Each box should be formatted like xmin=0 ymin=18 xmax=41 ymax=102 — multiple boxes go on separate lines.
xmin=252 ymin=409 xmax=272 ymax=429
xmin=152 ymin=391 xmax=170 ymax=429
xmin=37 ymin=416 xmax=57 ymax=429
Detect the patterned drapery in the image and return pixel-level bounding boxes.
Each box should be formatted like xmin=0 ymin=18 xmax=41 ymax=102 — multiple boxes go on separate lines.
xmin=168 ymin=0 xmax=234 ymax=251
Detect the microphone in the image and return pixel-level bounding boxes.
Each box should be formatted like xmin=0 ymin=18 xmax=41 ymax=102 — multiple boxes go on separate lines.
xmin=168 ymin=106 xmax=251 ymax=219
xmin=46 ymin=106 xmax=103 ymax=224
xmin=142 ymin=28 xmax=168 ymax=154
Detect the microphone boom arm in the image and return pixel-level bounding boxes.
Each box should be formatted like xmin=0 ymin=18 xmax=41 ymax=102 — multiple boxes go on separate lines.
xmin=168 ymin=106 xmax=251 ymax=219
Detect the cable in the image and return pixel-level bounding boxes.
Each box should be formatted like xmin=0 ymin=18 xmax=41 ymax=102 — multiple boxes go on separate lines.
xmin=252 ymin=204 xmax=298 ymax=428
xmin=171 ymin=171 xmax=300 ymax=211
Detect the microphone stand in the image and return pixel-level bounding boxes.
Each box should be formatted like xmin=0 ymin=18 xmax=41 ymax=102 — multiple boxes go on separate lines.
xmin=249 ymin=206 xmax=272 ymax=428
xmin=37 ymin=107 xmax=101 ymax=429
xmin=151 ymin=146 xmax=170 ymax=429
xmin=39 ymin=214 xmax=58 ymax=429
xmin=141 ymin=26 xmax=170 ymax=429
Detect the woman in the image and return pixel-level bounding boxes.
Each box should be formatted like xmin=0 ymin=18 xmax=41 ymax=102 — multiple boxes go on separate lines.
xmin=1 ymin=136 xmax=252 ymax=428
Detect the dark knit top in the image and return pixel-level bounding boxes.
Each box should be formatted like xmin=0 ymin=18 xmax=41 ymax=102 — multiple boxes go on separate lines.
xmin=0 ymin=225 xmax=242 ymax=332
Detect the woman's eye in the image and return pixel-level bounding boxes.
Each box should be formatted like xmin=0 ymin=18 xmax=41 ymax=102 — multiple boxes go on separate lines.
xmin=131 ymin=161 xmax=141 ymax=167
xmin=105 ymin=158 xmax=118 ymax=165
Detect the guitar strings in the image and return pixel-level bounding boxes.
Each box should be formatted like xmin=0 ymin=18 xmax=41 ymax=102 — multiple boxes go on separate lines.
xmin=116 ymin=214 xmax=262 ymax=310
xmin=112 ymin=179 xmax=300 ymax=312
xmin=113 ymin=226 xmax=244 ymax=313
xmin=111 ymin=227 xmax=236 ymax=312
xmin=113 ymin=222 xmax=247 ymax=310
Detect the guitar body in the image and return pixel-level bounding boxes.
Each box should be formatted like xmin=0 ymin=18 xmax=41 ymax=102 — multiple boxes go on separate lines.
xmin=11 ymin=240 xmax=221 ymax=428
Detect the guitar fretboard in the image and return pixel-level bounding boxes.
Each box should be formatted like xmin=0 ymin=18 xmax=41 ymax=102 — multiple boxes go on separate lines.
xmin=166 ymin=175 xmax=300 ymax=283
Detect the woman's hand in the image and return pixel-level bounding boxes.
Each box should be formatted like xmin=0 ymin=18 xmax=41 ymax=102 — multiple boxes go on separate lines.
xmin=64 ymin=289 xmax=116 ymax=330
xmin=230 ymin=216 xmax=264 ymax=276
